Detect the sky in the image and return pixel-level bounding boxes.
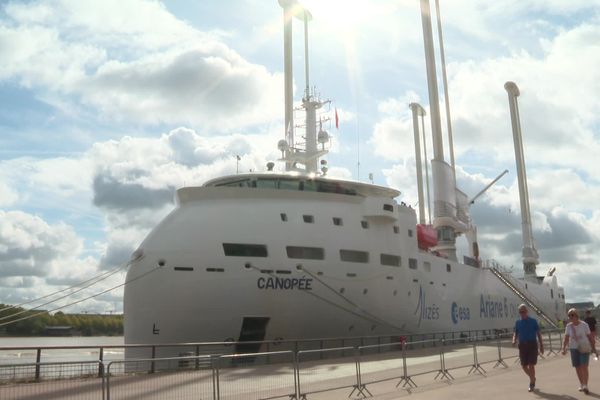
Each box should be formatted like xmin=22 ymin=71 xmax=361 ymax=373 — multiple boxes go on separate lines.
xmin=0 ymin=0 xmax=599 ymax=315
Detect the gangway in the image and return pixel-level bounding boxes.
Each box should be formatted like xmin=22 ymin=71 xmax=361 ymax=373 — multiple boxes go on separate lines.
xmin=486 ymin=266 xmax=558 ymax=329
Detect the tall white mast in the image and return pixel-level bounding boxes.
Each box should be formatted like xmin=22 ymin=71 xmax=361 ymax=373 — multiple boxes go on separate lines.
xmin=276 ymin=1 xmax=329 ymax=175
xmin=504 ymin=82 xmax=539 ymax=277
xmin=410 ymin=103 xmax=427 ymax=225
xmin=278 ymin=0 xmax=296 ymax=171
xmin=419 ymin=0 xmax=458 ymax=260
xmin=434 ymin=0 xmax=456 ymax=179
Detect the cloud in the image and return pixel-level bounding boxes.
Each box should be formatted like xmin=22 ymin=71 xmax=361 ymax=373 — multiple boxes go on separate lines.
xmin=92 ymin=175 xmax=175 ymax=211
xmin=0 ymin=210 xmax=93 ymax=279
xmin=0 ymin=0 xmax=283 ymax=130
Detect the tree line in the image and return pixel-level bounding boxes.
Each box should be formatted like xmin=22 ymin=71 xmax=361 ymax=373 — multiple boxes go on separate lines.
xmin=0 ymin=304 xmax=123 ymax=336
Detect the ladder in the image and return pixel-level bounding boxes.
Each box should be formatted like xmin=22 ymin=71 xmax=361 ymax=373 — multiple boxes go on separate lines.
xmin=486 ymin=266 xmax=559 ymax=329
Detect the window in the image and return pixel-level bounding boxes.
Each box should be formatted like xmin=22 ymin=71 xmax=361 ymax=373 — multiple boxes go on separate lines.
xmin=383 ymin=204 xmax=394 ymax=212
xmin=424 ymin=261 xmax=431 ymax=272
xmin=333 ymin=217 xmax=343 ymax=226
xmin=280 ymin=213 xmax=288 ymax=221
xmin=550 ymin=289 xmax=554 ymax=299
xmin=361 ymin=220 xmax=369 ymax=229
xmin=340 ymin=249 xmax=369 ymax=263
xmin=446 ymin=264 xmax=451 ymax=272
xmin=174 ymin=267 xmax=194 ymax=272
xmin=408 ymin=229 xmax=413 ymax=237
xmin=206 ymin=267 xmax=224 ymax=272
xmin=276 ymin=270 xmax=291 ymax=275
xmin=386 ymin=276 xmax=394 ymax=280
xmin=380 ymin=253 xmax=401 ymax=267
xmin=393 ymin=226 xmax=399 ymax=234
xmin=303 ymin=215 xmax=314 ymax=223
xmin=286 ymin=246 xmax=325 ymax=260
xmin=223 ymin=243 xmax=268 ymax=257
xmin=346 ymin=273 xmax=357 ymax=277
xmin=409 ymin=258 xmax=418 ymax=269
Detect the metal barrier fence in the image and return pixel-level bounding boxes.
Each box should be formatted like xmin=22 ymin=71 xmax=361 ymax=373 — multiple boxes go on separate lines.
xmin=0 ymin=330 xmax=567 ymax=400
xmin=216 ymin=351 xmax=296 ymax=400
xmin=0 ymin=360 xmax=103 ymax=400
xmin=105 ymin=356 xmax=214 ymax=400
xmin=296 ymin=346 xmax=359 ymax=399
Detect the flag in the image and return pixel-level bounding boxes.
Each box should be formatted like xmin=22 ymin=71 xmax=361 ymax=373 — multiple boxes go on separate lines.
xmin=335 ymin=108 xmax=339 ymax=129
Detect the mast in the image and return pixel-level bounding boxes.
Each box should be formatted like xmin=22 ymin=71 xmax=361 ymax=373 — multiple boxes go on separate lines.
xmin=504 ymin=82 xmax=539 ymax=277
xmin=410 ymin=103 xmax=427 ymax=225
xmin=276 ymin=1 xmax=329 ymax=175
xmin=419 ymin=0 xmax=457 ymax=260
xmin=434 ymin=0 xmax=456 ymax=179
xmin=278 ymin=0 xmax=296 ymax=171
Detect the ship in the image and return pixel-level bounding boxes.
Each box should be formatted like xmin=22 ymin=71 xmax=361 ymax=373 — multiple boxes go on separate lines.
xmin=123 ymin=0 xmax=565 ymax=359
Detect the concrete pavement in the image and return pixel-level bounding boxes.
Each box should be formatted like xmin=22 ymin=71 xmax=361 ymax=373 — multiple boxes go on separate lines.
xmin=368 ymin=352 xmax=600 ymax=400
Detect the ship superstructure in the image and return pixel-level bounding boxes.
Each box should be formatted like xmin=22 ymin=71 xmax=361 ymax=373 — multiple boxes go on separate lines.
xmin=123 ymin=0 xmax=565 ymax=359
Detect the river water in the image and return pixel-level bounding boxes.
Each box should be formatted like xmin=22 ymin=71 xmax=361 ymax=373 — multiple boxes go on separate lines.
xmin=0 ymin=336 xmax=124 ymax=365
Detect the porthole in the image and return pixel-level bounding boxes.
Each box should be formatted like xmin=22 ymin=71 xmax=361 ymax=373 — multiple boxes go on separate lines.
xmin=280 ymin=213 xmax=288 ymax=221
xmin=361 ymin=220 xmax=369 ymax=229
xmin=363 ymin=288 xmax=368 ymax=295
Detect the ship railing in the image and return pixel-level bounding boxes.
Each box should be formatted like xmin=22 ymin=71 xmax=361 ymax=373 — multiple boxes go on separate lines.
xmin=483 ymin=262 xmax=559 ymax=328
xmin=1 ymin=330 xmax=565 ymax=400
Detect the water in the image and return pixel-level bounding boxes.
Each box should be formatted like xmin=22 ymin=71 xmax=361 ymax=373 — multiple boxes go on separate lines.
xmin=0 ymin=336 xmax=124 ymax=365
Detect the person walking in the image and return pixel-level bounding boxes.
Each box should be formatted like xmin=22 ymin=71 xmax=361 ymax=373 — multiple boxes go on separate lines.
xmin=512 ymin=304 xmax=544 ymax=392
xmin=562 ymin=308 xmax=596 ymax=394
xmin=584 ymin=310 xmax=597 ymax=345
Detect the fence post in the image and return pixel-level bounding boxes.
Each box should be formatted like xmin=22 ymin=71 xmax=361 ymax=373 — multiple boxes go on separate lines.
xmin=468 ymin=340 xmax=486 ymax=375
xmin=396 ymin=340 xmax=416 ymax=388
xmin=98 ymin=347 xmax=104 ymax=377
xmin=546 ymin=331 xmax=556 ymax=355
xmin=106 ymin=362 xmax=111 ymax=400
xmin=434 ymin=339 xmax=453 ymax=380
xmin=35 ymin=348 xmax=41 ymax=381
xmin=150 ymin=346 xmax=156 ymax=374
xmin=493 ymin=333 xmax=508 ymax=368
xmin=195 ymin=345 xmax=200 ymax=370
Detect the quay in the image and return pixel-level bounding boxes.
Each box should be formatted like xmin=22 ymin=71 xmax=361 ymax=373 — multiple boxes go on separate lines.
xmin=1 ymin=331 xmax=598 ymax=399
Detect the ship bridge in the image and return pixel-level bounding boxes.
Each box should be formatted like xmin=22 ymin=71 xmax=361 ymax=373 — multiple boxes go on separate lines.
xmin=200 ymin=173 xmax=401 ymax=199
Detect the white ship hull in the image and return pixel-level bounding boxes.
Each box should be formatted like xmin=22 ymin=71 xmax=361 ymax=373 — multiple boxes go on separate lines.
xmin=124 ymin=176 xmax=565 ymax=359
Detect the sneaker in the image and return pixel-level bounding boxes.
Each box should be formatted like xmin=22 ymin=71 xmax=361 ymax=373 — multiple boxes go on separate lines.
xmin=583 ymin=385 xmax=589 ymax=395
xmin=579 ymin=387 xmax=584 ymax=392
xmin=528 ymin=383 xmax=534 ymax=392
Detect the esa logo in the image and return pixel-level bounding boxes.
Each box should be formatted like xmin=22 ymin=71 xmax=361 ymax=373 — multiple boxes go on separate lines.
xmin=451 ymin=302 xmax=471 ymax=324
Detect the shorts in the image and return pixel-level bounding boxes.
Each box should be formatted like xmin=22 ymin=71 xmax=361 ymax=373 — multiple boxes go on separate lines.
xmin=570 ymin=349 xmax=590 ymax=367
xmin=518 ymin=341 xmax=538 ymax=366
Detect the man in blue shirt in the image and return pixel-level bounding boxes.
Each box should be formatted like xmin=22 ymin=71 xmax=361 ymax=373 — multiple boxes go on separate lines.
xmin=512 ymin=304 xmax=544 ymax=392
